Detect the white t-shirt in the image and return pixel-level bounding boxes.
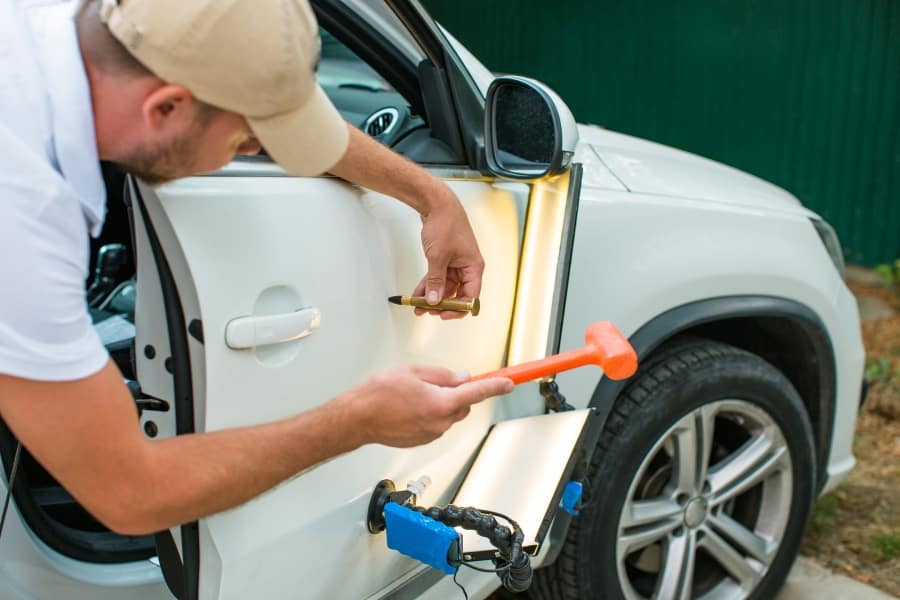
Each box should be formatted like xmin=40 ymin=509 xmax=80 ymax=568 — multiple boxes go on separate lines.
xmin=0 ymin=0 xmax=109 ymax=381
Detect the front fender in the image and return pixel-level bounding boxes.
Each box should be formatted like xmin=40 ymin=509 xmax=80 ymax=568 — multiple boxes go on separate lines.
xmin=534 ymin=189 xmax=864 ymax=568
xmin=554 ymin=189 xmax=847 ymax=409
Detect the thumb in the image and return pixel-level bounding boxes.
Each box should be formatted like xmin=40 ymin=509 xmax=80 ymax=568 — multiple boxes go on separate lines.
xmin=424 ymin=258 xmax=449 ymax=305
xmin=452 ymin=377 xmax=515 ymax=407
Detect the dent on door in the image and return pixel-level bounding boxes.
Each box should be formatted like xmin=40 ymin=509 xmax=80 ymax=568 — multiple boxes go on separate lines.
xmin=135 ymin=171 xmax=524 ymax=599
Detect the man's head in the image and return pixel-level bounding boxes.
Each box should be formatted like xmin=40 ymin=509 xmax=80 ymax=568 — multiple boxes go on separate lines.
xmin=76 ymin=0 xmax=348 ymax=184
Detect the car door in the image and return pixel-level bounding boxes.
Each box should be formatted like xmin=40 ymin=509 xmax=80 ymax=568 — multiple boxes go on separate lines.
xmin=132 ymin=165 xmax=525 ymax=600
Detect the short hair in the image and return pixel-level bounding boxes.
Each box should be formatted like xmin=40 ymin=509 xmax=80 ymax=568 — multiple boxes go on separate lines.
xmin=75 ymin=0 xmax=221 ymax=120
xmin=75 ymin=0 xmax=154 ymax=78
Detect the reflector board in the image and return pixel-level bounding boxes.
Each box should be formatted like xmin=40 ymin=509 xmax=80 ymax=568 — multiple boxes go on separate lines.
xmin=451 ymin=408 xmax=597 ymax=560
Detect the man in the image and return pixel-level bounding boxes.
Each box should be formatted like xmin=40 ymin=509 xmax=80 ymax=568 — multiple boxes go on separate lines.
xmin=0 ymin=0 xmax=512 ymax=536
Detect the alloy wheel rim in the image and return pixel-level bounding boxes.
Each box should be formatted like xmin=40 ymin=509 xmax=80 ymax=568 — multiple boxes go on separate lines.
xmin=615 ymin=399 xmax=793 ymax=600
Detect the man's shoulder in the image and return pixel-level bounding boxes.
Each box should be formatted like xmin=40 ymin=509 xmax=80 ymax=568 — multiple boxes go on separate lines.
xmin=0 ymin=0 xmax=68 ymax=201
xmin=0 ymin=0 xmax=53 ymax=153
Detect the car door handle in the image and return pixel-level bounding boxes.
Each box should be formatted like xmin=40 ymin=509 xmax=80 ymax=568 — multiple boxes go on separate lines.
xmin=225 ymin=308 xmax=321 ymax=350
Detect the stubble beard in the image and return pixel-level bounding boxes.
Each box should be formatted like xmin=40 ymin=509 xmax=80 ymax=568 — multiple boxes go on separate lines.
xmin=114 ymin=129 xmax=203 ymax=186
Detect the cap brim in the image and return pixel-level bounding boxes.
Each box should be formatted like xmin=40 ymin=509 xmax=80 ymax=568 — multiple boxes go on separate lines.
xmin=247 ymin=85 xmax=349 ymax=177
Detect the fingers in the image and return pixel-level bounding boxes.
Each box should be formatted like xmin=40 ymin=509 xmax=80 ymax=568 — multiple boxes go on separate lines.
xmin=356 ymin=368 xmax=512 ymax=448
xmin=436 ymin=273 xmax=464 ymax=319
xmin=412 ymin=279 xmax=426 ymax=297
xmin=424 ymin=257 xmax=450 ymax=306
xmin=409 ymin=365 xmax=468 ymax=387
xmin=451 ymin=405 xmax=471 ymax=422
xmin=434 ymin=377 xmax=510 ymax=430
xmin=455 ymin=264 xmax=484 ymax=303
xmin=439 ymin=310 xmax=465 ymax=320
xmin=443 ymin=278 xmax=460 ymax=300
xmin=410 ymin=270 xmax=469 ymax=318
xmin=449 ymin=377 xmax=514 ymax=407
xmin=411 ymin=277 xmax=444 ymax=317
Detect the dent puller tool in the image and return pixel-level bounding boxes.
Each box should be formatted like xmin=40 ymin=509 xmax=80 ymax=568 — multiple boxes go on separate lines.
xmin=367 ymin=480 xmax=533 ymax=593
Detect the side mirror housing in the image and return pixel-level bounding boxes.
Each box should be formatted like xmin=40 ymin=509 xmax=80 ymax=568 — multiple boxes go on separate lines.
xmin=484 ymin=76 xmax=579 ymax=179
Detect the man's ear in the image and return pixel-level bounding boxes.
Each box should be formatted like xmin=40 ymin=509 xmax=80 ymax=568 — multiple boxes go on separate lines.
xmin=141 ymin=84 xmax=194 ymax=132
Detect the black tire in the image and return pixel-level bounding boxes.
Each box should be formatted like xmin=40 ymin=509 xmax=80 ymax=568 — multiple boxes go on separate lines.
xmin=528 ymin=339 xmax=816 ymax=600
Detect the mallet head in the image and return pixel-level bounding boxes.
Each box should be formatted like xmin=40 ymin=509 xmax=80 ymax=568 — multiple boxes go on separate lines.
xmin=584 ymin=321 xmax=637 ymax=380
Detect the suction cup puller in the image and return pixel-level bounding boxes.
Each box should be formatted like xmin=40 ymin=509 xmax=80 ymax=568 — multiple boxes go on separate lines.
xmin=366 ymin=479 xmax=533 ymax=592
xmin=367 ymin=479 xmax=414 ymax=534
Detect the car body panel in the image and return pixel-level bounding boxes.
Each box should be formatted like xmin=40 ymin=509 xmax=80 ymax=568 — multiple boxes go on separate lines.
xmin=579 ymin=125 xmax=805 ymax=212
xmin=550 ymin=186 xmax=863 ymax=497
xmin=573 ymin=141 xmax=627 ymax=192
xmin=0 ymin=508 xmax=165 ymax=600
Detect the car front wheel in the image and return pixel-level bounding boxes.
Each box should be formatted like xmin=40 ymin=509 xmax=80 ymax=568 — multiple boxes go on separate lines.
xmin=530 ymin=339 xmax=816 ymax=600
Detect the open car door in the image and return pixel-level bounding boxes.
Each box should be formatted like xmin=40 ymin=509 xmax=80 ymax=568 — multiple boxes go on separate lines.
xmin=129 ymin=167 xmax=528 ymax=599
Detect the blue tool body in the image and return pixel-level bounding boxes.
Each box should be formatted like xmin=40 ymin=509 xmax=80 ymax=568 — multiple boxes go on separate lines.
xmin=384 ymin=503 xmax=459 ymax=574
xmin=560 ymin=481 xmax=583 ymax=516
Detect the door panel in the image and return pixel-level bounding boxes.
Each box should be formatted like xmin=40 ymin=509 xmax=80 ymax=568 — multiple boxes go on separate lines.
xmin=136 ymin=172 xmax=523 ymax=599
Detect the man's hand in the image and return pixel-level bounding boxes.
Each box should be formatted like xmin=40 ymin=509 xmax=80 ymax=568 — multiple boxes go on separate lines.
xmin=335 ymin=365 xmax=513 ymax=448
xmin=412 ymin=189 xmax=484 ymax=320
xmin=328 ymin=124 xmax=485 ymax=319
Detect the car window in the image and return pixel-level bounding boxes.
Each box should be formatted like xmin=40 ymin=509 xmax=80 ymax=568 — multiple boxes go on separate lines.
xmin=315 ymin=28 xmax=427 ymax=149
xmin=318 ymin=30 xmax=394 ymax=93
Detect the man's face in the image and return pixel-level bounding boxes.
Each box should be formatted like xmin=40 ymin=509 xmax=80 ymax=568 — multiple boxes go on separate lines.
xmin=116 ymin=104 xmax=262 ymax=185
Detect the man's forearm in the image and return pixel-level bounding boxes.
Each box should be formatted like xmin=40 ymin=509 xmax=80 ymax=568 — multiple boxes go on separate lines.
xmin=328 ymin=123 xmax=484 ymax=306
xmin=0 ymin=362 xmax=364 ymax=535
xmin=329 ymin=123 xmax=454 ymax=216
xmin=0 ymin=361 xmax=510 ymax=535
xmin=125 ymin=399 xmax=362 ymax=534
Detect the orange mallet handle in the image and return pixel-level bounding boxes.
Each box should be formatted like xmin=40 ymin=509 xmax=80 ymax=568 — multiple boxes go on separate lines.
xmin=472 ymin=321 xmax=637 ymax=384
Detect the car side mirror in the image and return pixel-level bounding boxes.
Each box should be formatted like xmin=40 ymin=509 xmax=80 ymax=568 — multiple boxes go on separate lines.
xmin=484 ymin=76 xmax=579 ymax=179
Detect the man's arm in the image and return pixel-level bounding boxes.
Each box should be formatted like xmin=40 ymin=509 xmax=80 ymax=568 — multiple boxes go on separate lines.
xmin=0 ymin=362 xmax=511 ymax=535
xmin=328 ymin=123 xmax=484 ymax=319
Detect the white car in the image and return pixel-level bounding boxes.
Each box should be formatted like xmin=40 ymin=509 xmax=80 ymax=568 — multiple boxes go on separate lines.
xmin=0 ymin=1 xmax=864 ymax=599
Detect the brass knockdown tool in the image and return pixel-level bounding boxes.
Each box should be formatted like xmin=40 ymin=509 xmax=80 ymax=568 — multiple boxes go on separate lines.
xmin=388 ymin=295 xmax=480 ymax=316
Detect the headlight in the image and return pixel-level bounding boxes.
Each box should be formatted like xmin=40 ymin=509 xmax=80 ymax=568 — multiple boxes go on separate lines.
xmin=811 ymin=218 xmax=845 ymax=277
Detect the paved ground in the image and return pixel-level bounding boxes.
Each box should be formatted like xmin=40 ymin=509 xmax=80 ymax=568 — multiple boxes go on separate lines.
xmin=777 ymin=558 xmax=898 ymax=599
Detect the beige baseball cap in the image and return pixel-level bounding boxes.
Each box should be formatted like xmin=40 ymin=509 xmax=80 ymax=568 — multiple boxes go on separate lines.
xmin=99 ymin=0 xmax=349 ymax=176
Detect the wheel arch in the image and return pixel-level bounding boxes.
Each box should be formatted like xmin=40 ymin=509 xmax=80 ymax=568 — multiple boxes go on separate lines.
xmin=590 ymin=296 xmax=836 ymax=493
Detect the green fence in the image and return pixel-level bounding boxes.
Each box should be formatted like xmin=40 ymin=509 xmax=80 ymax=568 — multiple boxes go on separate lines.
xmin=425 ymin=0 xmax=900 ymax=265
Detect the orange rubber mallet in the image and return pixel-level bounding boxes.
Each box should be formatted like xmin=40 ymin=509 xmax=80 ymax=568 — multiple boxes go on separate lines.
xmin=472 ymin=321 xmax=638 ymax=384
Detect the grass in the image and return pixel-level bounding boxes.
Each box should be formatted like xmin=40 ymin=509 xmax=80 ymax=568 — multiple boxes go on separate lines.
xmin=864 ymin=356 xmax=892 ymax=383
xmin=871 ymin=533 xmax=900 ymax=562
xmin=808 ymin=492 xmax=839 ymax=536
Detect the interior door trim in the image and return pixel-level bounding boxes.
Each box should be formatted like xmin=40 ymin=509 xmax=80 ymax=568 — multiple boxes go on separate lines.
xmin=128 ymin=177 xmax=200 ymax=600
